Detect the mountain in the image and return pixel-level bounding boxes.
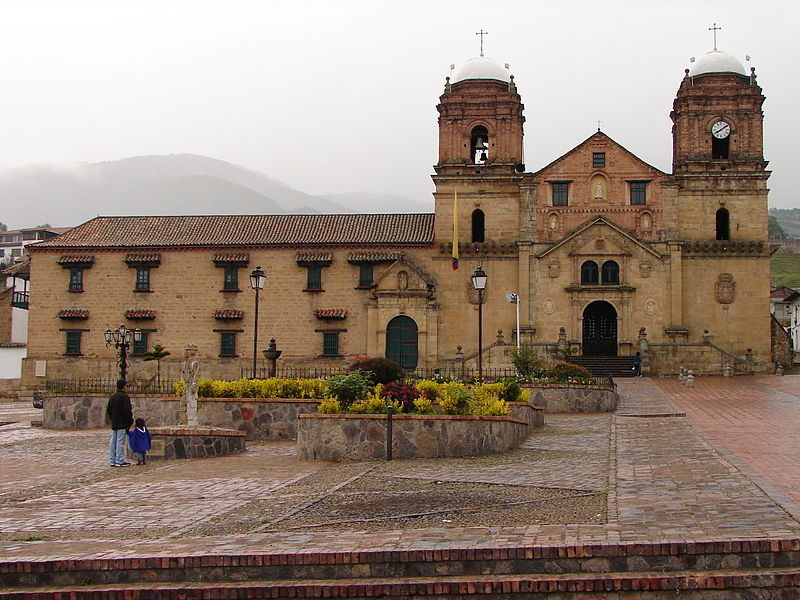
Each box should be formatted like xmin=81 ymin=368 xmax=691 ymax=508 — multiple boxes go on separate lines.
xmin=0 ymin=154 xmax=428 ymax=229
xmin=770 ymin=208 xmax=800 ymax=239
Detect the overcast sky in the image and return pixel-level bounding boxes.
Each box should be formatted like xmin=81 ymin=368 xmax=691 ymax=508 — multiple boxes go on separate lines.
xmin=1 ymin=0 xmax=798 ymax=213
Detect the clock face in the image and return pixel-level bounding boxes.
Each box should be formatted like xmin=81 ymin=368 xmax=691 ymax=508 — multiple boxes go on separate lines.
xmin=711 ymin=120 xmax=731 ymax=139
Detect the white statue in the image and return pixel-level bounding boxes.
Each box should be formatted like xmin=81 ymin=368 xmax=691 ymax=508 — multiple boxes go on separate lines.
xmin=182 ymin=344 xmax=199 ymax=426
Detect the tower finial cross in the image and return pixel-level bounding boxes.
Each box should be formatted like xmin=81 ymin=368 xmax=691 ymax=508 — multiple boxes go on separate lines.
xmin=596 ymin=119 xmax=602 ymax=131
xmin=709 ymin=22 xmax=721 ymax=51
xmin=476 ymin=29 xmax=488 ymax=57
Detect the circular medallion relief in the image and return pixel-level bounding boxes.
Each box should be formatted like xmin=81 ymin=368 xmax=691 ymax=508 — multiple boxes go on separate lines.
xmin=644 ymin=299 xmax=657 ymax=316
xmin=543 ymin=298 xmax=556 ymax=314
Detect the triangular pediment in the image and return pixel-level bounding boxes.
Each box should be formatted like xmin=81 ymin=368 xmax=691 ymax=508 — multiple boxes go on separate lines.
xmin=537 ymin=216 xmax=662 ymax=259
xmin=372 ymin=256 xmax=437 ymax=297
xmin=533 ymin=131 xmax=666 ymax=178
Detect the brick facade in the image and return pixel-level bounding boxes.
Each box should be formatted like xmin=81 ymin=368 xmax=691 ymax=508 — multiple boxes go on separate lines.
xmin=21 ymin=53 xmax=773 ymax=387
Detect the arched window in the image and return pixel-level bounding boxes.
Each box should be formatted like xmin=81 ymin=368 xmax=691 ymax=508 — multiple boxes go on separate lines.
xmin=470 ymin=126 xmax=489 ymax=164
xmin=601 ymin=260 xmax=620 ymax=285
xmin=716 ymin=208 xmax=730 ymax=241
xmin=471 ymin=209 xmax=485 ymax=243
xmin=581 ymin=261 xmax=599 ymax=285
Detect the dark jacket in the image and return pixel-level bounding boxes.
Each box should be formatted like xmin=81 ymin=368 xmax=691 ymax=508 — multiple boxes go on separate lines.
xmin=128 ymin=427 xmax=152 ymax=452
xmin=107 ymin=391 xmax=133 ymax=430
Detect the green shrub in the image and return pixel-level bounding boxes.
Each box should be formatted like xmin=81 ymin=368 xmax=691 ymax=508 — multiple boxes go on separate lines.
xmin=317 ymin=397 xmax=341 ymax=414
xmin=412 ymin=397 xmax=435 ymax=414
xmin=498 ymin=379 xmax=522 ymax=403
xmin=469 ymin=383 xmax=511 ymax=416
xmin=326 ymin=370 xmax=375 ymax=411
xmin=380 ymin=380 xmax=420 ymax=412
xmin=439 ymin=382 xmax=472 ymax=415
xmin=348 ymin=357 xmax=405 ymax=384
xmin=509 ymin=344 xmax=545 ymax=377
xmin=177 ymin=377 xmax=327 ymax=399
xmin=551 ymin=362 xmax=592 ymax=380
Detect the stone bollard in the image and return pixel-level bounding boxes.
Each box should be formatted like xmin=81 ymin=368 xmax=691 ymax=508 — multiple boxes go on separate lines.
xmin=678 ymin=366 xmax=686 ymax=383
xmin=685 ymin=370 xmax=695 ymax=388
xmin=777 ymin=364 xmax=785 ymax=376
xmin=723 ymin=363 xmax=733 ymax=378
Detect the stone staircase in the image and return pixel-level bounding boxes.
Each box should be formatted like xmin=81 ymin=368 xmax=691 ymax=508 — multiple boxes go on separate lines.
xmin=569 ymin=355 xmax=637 ymax=378
xmin=2 ymin=538 xmax=800 ymax=598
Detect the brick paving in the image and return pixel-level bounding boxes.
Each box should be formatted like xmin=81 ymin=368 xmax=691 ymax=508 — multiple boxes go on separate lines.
xmin=0 ymin=376 xmax=799 ymax=563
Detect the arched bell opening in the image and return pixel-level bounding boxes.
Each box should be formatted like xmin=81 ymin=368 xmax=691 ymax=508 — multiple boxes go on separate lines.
xmin=470 ymin=126 xmax=489 ymax=164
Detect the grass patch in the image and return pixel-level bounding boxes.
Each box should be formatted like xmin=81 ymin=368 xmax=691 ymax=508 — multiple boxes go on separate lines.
xmin=771 ymin=254 xmax=800 ymax=288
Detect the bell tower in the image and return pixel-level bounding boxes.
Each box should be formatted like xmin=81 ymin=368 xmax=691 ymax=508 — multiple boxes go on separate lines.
xmin=669 ymin=49 xmax=769 ymax=242
xmin=432 ymin=55 xmax=527 ymax=248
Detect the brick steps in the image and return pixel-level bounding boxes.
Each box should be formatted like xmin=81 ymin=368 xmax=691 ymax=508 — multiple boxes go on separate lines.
xmin=2 ymin=539 xmax=799 ymax=598
xmin=569 ymin=356 xmax=637 ymax=378
xmin=2 ymin=568 xmax=800 ymax=599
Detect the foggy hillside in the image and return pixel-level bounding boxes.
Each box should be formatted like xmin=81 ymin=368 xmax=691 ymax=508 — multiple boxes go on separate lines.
xmin=0 ymin=154 xmax=432 ymax=229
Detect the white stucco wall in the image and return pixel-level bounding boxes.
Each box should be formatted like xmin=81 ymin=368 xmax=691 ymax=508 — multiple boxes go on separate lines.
xmin=0 ymin=346 xmax=27 ymax=378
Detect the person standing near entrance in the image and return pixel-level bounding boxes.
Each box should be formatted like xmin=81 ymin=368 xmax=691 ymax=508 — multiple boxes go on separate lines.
xmin=107 ymin=379 xmax=133 ymax=467
xmin=633 ymin=352 xmax=642 ymax=377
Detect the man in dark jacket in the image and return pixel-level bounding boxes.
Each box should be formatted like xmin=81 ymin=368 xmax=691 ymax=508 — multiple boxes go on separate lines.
xmin=107 ymin=379 xmax=133 ymax=466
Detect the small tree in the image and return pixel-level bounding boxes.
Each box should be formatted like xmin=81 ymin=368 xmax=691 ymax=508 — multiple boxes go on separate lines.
xmin=508 ymin=344 xmax=545 ymax=377
xmin=142 ymin=344 xmax=171 ymax=387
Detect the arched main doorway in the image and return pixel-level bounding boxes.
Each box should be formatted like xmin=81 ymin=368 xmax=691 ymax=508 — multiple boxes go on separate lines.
xmin=582 ymin=301 xmax=617 ymax=356
xmin=386 ymin=316 xmax=419 ymax=369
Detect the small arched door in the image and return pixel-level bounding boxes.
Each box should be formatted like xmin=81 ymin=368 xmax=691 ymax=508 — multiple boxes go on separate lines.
xmin=386 ymin=316 xmax=419 ymax=369
xmin=582 ymin=301 xmax=617 ymax=356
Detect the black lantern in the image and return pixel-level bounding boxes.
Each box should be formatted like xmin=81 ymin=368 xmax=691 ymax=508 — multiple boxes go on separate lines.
xmin=104 ymin=324 xmax=142 ymax=382
xmin=249 ymin=266 xmax=266 ymax=377
xmin=471 ymin=265 xmax=487 ymax=380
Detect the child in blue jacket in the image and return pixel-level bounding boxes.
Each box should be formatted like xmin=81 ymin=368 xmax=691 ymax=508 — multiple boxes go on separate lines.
xmin=128 ymin=417 xmax=153 ymax=465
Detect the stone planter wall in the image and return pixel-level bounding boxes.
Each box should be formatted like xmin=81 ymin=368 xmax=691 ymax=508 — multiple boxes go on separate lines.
xmin=42 ymin=395 xmax=319 ymax=440
xmin=297 ymin=410 xmax=538 ymax=462
xmin=524 ymin=385 xmax=617 ymax=413
xmin=143 ymin=426 xmax=246 ymax=460
xmin=508 ymin=402 xmax=545 ymax=427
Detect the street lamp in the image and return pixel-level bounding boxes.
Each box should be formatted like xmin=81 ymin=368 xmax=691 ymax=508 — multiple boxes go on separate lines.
xmin=104 ymin=324 xmax=142 ymax=382
xmin=249 ymin=266 xmax=266 ymax=378
xmin=471 ymin=265 xmax=487 ymax=380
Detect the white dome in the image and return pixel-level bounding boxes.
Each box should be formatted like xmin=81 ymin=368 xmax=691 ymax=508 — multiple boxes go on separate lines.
xmin=689 ymin=50 xmax=747 ymax=76
xmin=452 ymin=56 xmax=510 ymax=83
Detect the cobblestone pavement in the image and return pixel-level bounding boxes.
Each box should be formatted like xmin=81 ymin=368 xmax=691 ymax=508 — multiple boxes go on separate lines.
xmin=0 ymin=376 xmax=799 ymax=562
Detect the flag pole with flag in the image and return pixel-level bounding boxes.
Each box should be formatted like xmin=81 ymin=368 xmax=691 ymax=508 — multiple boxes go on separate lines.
xmin=451 ymin=189 xmax=459 ymax=270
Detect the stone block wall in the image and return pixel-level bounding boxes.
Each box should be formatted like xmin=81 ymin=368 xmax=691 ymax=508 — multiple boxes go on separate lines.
xmin=297 ymin=413 xmax=531 ymax=461
xmin=145 ymin=426 xmax=246 ymax=460
xmin=523 ymin=385 xmax=617 ymax=413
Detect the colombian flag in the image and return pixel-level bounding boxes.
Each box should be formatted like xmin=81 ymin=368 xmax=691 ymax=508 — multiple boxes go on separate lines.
xmin=451 ymin=189 xmax=459 ymax=270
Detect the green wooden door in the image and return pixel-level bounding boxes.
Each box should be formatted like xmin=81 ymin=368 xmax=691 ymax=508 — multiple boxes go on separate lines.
xmin=386 ymin=316 xmax=418 ymax=369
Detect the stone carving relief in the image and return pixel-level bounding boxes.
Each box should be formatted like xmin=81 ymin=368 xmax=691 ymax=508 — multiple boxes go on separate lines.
xmin=639 ymin=262 xmax=651 ymax=278
xmin=543 ymin=298 xmax=556 ymax=314
xmin=641 ymin=214 xmax=651 ymax=230
xmin=715 ymin=273 xmax=736 ymax=304
xmin=397 ymin=271 xmax=408 ymax=290
xmin=182 ymin=344 xmax=200 ymax=427
xmin=595 ymin=238 xmax=606 ymax=251
xmin=548 ymin=214 xmax=558 ymax=230
xmin=644 ymin=299 xmax=657 ymax=316
xmin=547 ymin=262 xmax=561 ymax=278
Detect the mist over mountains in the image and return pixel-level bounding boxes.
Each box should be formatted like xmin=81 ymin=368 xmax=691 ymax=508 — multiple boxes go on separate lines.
xmin=0 ymin=154 xmax=432 ymax=229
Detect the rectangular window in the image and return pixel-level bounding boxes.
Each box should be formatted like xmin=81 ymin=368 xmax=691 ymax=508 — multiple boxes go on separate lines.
xmin=223 ymin=266 xmax=239 ymax=290
xmin=65 ymin=331 xmax=82 ymax=355
xmin=68 ymin=268 xmax=83 ymax=291
xmin=630 ymin=182 xmax=647 ymax=205
xmin=135 ymin=267 xmax=151 ymax=291
xmin=358 ymin=264 xmax=374 ymax=288
xmin=11 ymin=248 xmax=21 ymax=257
xmin=220 ymin=332 xmax=237 ymax=357
xmin=306 ymin=265 xmax=323 ymax=291
xmin=322 ymin=332 xmax=339 ymax=356
xmin=132 ymin=331 xmax=149 ymax=356
xmin=552 ymin=182 xmax=569 ymax=207
xmin=593 ymin=152 xmax=605 ymax=168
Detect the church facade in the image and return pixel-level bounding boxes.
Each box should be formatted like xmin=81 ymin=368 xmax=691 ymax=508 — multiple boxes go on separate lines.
xmin=21 ymin=47 xmax=772 ymax=387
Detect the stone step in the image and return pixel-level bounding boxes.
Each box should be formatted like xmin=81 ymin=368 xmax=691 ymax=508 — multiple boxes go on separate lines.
xmin=2 ymin=539 xmax=799 ymax=589
xmin=2 ymin=567 xmax=800 ymax=598
xmin=569 ymin=356 xmax=637 ymax=377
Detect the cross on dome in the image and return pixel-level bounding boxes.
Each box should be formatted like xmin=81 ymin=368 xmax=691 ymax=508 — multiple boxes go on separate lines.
xmin=476 ymin=29 xmax=488 ymax=56
xmin=708 ymin=22 xmax=722 ymax=51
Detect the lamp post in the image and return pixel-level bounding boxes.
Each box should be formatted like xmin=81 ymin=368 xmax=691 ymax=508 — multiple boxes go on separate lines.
xmin=249 ymin=266 xmax=266 ymax=378
xmin=104 ymin=324 xmax=142 ymax=382
xmin=471 ymin=265 xmax=487 ymax=380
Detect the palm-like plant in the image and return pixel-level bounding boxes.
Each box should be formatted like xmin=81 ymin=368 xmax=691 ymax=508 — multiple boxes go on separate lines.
xmin=142 ymin=344 xmax=171 ymax=387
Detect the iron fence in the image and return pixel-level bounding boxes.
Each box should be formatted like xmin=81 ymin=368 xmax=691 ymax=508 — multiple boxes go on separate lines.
xmin=44 ymin=378 xmax=176 ymax=395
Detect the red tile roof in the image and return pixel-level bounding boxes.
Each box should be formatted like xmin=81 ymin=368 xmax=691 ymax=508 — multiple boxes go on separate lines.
xmin=57 ymin=309 xmax=89 ymax=320
xmin=125 ymin=253 xmax=161 ymax=264
xmin=213 ymin=252 xmax=250 ymax=264
xmin=347 ymin=251 xmax=403 ymax=263
xmin=296 ymin=252 xmax=333 ymax=264
xmin=28 ymin=214 xmax=435 ymax=249
xmin=314 ymin=309 xmax=347 ymax=320
xmin=56 ymin=255 xmax=95 ymax=265
xmin=214 ymin=309 xmax=244 ymax=320
xmin=125 ymin=309 xmax=157 ymax=320
xmin=1 ymin=258 xmax=30 ymax=278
